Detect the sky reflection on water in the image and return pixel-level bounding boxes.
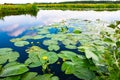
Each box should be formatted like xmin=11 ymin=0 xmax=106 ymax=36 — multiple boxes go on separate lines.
xmin=0 ymin=10 xmax=120 ymax=37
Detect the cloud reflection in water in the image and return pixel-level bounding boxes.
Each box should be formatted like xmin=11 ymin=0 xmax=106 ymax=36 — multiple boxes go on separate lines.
xmin=0 ymin=10 xmax=120 ymax=37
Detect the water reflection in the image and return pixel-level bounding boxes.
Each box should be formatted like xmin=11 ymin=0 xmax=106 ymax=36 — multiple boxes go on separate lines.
xmin=0 ymin=10 xmax=120 ymax=37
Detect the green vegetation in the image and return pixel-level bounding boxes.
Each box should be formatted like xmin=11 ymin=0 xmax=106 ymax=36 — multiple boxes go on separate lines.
xmin=36 ymin=3 xmax=120 ymax=11
xmin=0 ymin=19 xmax=120 ymax=80
xmin=0 ymin=4 xmax=38 ymax=19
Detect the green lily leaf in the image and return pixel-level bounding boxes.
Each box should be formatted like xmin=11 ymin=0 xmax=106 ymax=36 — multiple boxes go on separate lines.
xmin=0 ymin=48 xmax=19 ymax=64
xmin=26 ymin=46 xmax=46 ymax=54
xmin=43 ymin=40 xmax=58 ymax=46
xmin=65 ymin=45 xmax=77 ymax=49
xmin=33 ymin=74 xmax=59 ymax=80
xmin=73 ymin=64 xmax=95 ymax=80
xmin=51 ymin=34 xmax=67 ymax=41
xmin=58 ymin=51 xmax=77 ymax=60
xmin=73 ymin=29 xmax=82 ymax=34
xmin=39 ymin=52 xmax=58 ymax=64
xmin=2 ymin=76 xmax=20 ymax=80
xmin=62 ymin=39 xmax=76 ymax=46
xmin=10 ymin=38 xmax=23 ymax=42
xmin=0 ymin=62 xmax=29 ymax=77
xmin=62 ymin=61 xmax=74 ymax=74
xmin=25 ymin=53 xmax=42 ymax=67
xmin=85 ymin=49 xmax=99 ymax=61
xmin=21 ymin=72 xmax=38 ymax=80
xmin=48 ymin=45 xmax=60 ymax=51
xmin=14 ymin=41 xmax=29 ymax=47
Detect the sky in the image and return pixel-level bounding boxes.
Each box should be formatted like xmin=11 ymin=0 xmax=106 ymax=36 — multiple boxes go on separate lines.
xmin=0 ymin=0 xmax=118 ymax=4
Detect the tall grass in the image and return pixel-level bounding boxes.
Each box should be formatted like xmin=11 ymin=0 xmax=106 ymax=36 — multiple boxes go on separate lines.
xmin=37 ymin=3 xmax=120 ymax=11
xmin=0 ymin=4 xmax=38 ymax=19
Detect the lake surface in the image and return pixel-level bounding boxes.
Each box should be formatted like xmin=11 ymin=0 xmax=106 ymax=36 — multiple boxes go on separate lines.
xmin=0 ymin=10 xmax=120 ymax=80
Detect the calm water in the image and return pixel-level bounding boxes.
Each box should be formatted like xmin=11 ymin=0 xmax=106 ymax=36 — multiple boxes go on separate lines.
xmin=0 ymin=10 xmax=120 ymax=80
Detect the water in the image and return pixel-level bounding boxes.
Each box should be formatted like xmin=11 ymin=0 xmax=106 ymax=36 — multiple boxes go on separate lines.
xmin=0 ymin=10 xmax=120 ymax=80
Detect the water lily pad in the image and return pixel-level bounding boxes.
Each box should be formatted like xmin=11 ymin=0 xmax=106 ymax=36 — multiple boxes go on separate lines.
xmin=0 ymin=48 xmax=19 ymax=64
xmin=73 ymin=29 xmax=82 ymax=34
xmin=33 ymin=74 xmax=59 ymax=80
xmin=58 ymin=51 xmax=77 ymax=60
xmin=0 ymin=62 xmax=29 ymax=77
xmin=62 ymin=39 xmax=76 ymax=46
xmin=10 ymin=38 xmax=23 ymax=42
xmin=21 ymin=72 xmax=38 ymax=80
xmin=43 ymin=40 xmax=58 ymax=46
xmin=51 ymin=34 xmax=67 ymax=41
xmin=32 ymin=35 xmax=44 ymax=40
xmin=25 ymin=51 xmax=58 ymax=68
xmin=14 ymin=41 xmax=29 ymax=47
xmin=65 ymin=45 xmax=77 ymax=49
xmin=48 ymin=45 xmax=60 ymax=51
xmin=39 ymin=52 xmax=58 ymax=64
xmin=26 ymin=46 xmax=46 ymax=54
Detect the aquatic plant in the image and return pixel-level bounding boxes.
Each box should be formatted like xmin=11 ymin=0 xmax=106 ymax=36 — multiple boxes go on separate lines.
xmin=1 ymin=19 xmax=120 ymax=80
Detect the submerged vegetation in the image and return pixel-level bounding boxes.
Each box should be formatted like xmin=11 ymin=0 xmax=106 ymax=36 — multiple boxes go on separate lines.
xmin=0 ymin=19 xmax=120 ymax=80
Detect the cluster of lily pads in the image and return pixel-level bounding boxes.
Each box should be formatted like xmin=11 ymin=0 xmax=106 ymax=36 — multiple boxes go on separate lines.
xmin=0 ymin=19 xmax=119 ymax=80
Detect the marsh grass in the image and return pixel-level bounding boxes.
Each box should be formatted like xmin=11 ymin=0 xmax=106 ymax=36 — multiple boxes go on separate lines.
xmin=0 ymin=4 xmax=38 ymax=19
xmin=37 ymin=3 xmax=120 ymax=11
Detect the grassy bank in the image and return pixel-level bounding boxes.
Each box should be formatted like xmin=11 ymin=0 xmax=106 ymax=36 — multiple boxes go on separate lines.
xmin=0 ymin=4 xmax=38 ymax=19
xmin=36 ymin=3 xmax=120 ymax=11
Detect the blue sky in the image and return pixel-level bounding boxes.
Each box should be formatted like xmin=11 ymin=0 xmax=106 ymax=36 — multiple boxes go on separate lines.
xmin=0 ymin=0 xmax=117 ymax=4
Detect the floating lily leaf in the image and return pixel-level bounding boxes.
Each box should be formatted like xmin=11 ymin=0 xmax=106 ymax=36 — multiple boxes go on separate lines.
xmin=0 ymin=62 xmax=29 ymax=77
xmin=0 ymin=48 xmax=19 ymax=64
xmin=26 ymin=46 xmax=46 ymax=54
xmin=33 ymin=74 xmax=59 ymax=80
xmin=62 ymin=39 xmax=76 ymax=46
xmin=65 ymin=45 xmax=77 ymax=49
xmin=0 ymin=48 xmax=12 ymax=54
xmin=73 ymin=64 xmax=95 ymax=80
xmin=10 ymin=38 xmax=23 ymax=42
xmin=51 ymin=34 xmax=67 ymax=41
xmin=62 ymin=61 xmax=74 ymax=74
xmin=58 ymin=51 xmax=77 ymax=60
xmin=39 ymin=52 xmax=58 ymax=64
xmin=21 ymin=72 xmax=38 ymax=80
xmin=73 ymin=29 xmax=82 ymax=34
xmin=48 ymin=45 xmax=60 ymax=51
xmin=25 ymin=56 xmax=42 ymax=67
xmin=43 ymin=40 xmax=58 ymax=46
xmin=2 ymin=76 xmax=20 ymax=80
xmin=14 ymin=41 xmax=29 ymax=47
xmin=32 ymin=35 xmax=44 ymax=40
xmin=25 ymin=48 xmax=58 ymax=68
